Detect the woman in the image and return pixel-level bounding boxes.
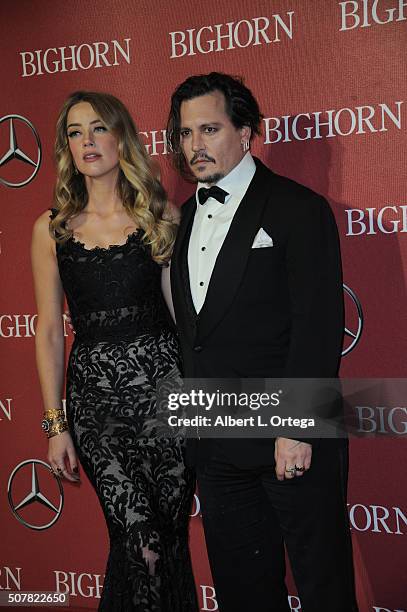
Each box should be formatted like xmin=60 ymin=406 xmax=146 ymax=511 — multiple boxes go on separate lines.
xmin=31 ymin=91 xmax=198 ymax=611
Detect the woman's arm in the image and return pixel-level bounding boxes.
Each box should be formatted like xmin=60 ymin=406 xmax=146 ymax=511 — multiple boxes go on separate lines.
xmin=32 ymin=212 xmax=65 ymax=410
xmin=31 ymin=211 xmax=79 ymax=482
xmin=161 ymin=202 xmax=180 ymax=323
xmin=161 ymin=260 xmax=175 ymax=323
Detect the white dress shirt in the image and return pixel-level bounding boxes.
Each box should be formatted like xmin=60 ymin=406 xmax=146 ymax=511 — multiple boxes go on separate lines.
xmin=188 ymin=152 xmax=256 ymax=313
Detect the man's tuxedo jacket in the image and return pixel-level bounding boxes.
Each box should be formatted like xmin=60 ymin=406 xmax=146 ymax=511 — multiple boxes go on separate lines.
xmin=171 ymin=157 xmax=344 ymax=467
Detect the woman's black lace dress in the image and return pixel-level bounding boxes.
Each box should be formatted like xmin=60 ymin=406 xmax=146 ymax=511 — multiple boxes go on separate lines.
xmin=50 ymin=211 xmax=198 ymax=611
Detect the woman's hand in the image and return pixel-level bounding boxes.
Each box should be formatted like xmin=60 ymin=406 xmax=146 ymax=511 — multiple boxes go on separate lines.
xmin=48 ymin=431 xmax=80 ymax=483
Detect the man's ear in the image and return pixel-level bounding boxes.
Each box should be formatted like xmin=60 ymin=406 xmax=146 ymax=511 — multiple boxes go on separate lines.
xmin=240 ymin=125 xmax=251 ymax=143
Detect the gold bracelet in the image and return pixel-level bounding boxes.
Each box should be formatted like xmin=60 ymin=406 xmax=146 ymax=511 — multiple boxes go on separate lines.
xmin=43 ymin=408 xmax=65 ymax=420
xmin=42 ymin=413 xmax=68 ymax=438
xmin=47 ymin=420 xmax=68 ymax=439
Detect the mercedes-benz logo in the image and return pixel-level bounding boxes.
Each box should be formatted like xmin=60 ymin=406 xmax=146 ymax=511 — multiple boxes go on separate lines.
xmin=0 ymin=115 xmax=41 ymax=188
xmin=342 ymin=284 xmax=363 ymax=356
xmin=7 ymin=459 xmax=64 ymax=530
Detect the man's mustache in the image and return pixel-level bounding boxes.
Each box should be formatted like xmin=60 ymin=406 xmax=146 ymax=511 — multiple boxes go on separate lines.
xmin=190 ymin=153 xmax=216 ymax=165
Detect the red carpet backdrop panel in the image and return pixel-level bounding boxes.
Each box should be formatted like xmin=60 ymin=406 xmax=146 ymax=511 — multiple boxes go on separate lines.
xmin=0 ymin=1 xmax=406 ymax=610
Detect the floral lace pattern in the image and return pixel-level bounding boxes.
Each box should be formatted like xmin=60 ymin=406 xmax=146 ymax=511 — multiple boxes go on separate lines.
xmin=50 ymin=210 xmax=198 ymax=611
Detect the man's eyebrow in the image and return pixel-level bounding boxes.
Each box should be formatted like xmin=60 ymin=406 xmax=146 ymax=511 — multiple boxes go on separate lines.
xmin=180 ymin=122 xmax=223 ymax=130
xmin=200 ymin=122 xmax=222 ymax=128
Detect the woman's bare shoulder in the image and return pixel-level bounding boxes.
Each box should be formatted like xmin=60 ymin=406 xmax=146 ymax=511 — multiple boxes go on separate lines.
xmin=34 ymin=209 xmax=54 ymax=228
xmin=32 ymin=210 xmax=55 ymax=248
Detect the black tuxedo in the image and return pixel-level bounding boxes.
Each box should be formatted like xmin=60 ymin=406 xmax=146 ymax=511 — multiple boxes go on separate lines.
xmin=171 ymin=158 xmax=358 ymax=612
xmin=172 ymin=158 xmax=344 ymax=465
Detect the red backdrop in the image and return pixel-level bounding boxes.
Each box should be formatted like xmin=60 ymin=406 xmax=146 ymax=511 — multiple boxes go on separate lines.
xmin=0 ymin=1 xmax=406 ymax=610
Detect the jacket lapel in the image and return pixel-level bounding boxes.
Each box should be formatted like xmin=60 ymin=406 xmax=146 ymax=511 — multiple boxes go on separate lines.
xmin=197 ymin=159 xmax=272 ymax=343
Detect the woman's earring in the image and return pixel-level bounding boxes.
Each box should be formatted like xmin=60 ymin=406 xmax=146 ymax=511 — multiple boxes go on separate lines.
xmin=242 ymin=140 xmax=250 ymax=153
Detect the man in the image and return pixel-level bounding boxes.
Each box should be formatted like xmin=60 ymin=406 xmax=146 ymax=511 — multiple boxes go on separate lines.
xmin=167 ymin=73 xmax=358 ymax=612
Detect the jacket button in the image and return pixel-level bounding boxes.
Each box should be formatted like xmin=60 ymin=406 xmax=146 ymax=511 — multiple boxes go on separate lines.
xmin=194 ymin=345 xmax=203 ymax=352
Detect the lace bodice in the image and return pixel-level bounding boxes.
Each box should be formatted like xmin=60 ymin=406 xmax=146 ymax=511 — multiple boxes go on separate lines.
xmin=50 ymin=210 xmax=172 ymax=343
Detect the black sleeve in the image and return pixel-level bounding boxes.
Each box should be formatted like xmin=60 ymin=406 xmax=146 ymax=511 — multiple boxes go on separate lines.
xmin=283 ymin=195 xmax=344 ymax=446
xmin=284 ymin=194 xmax=344 ymax=378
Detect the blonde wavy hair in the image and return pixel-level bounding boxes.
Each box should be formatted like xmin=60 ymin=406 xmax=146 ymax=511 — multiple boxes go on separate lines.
xmin=50 ymin=91 xmax=176 ymax=264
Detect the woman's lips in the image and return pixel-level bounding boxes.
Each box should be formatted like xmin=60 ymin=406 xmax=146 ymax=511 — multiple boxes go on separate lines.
xmin=83 ymin=153 xmax=102 ymax=162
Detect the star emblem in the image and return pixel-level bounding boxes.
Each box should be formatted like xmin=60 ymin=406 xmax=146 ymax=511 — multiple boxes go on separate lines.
xmin=0 ymin=114 xmax=41 ymax=188
xmin=343 ymin=284 xmax=363 ymax=356
xmin=8 ymin=459 xmax=64 ymax=530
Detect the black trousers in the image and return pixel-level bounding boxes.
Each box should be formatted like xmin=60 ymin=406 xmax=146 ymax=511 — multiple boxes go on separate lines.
xmin=196 ymin=440 xmax=358 ymax=612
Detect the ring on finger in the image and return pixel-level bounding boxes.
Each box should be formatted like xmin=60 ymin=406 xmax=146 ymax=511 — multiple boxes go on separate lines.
xmin=285 ymin=466 xmax=296 ymax=475
xmin=295 ymin=465 xmax=305 ymax=472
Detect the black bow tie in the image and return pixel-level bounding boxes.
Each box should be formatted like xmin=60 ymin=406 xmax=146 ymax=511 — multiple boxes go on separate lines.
xmin=197 ymin=186 xmax=229 ymax=205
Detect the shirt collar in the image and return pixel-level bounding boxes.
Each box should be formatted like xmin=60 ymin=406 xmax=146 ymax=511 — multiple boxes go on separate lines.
xmin=195 ymin=152 xmax=256 ymax=207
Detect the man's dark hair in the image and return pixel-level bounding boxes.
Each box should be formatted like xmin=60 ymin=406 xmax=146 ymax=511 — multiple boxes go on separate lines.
xmin=167 ymin=72 xmax=263 ymax=180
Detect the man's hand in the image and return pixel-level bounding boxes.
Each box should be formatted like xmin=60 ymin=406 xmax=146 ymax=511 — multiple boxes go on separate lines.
xmin=274 ymin=437 xmax=312 ymax=481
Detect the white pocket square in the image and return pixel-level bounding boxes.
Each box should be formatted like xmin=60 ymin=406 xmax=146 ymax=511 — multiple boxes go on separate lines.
xmin=252 ymin=227 xmax=274 ymax=248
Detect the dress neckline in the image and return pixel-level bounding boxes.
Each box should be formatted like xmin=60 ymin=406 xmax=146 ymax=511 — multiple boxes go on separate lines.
xmin=69 ymin=229 xmax=141 ymax=253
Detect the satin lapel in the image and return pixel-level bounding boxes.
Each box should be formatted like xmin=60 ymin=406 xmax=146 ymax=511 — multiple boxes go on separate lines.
xmin=197 ymin=160 xmax=272 ymax=343
xmin=171 ymin=197 xmax=197 ymax=345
